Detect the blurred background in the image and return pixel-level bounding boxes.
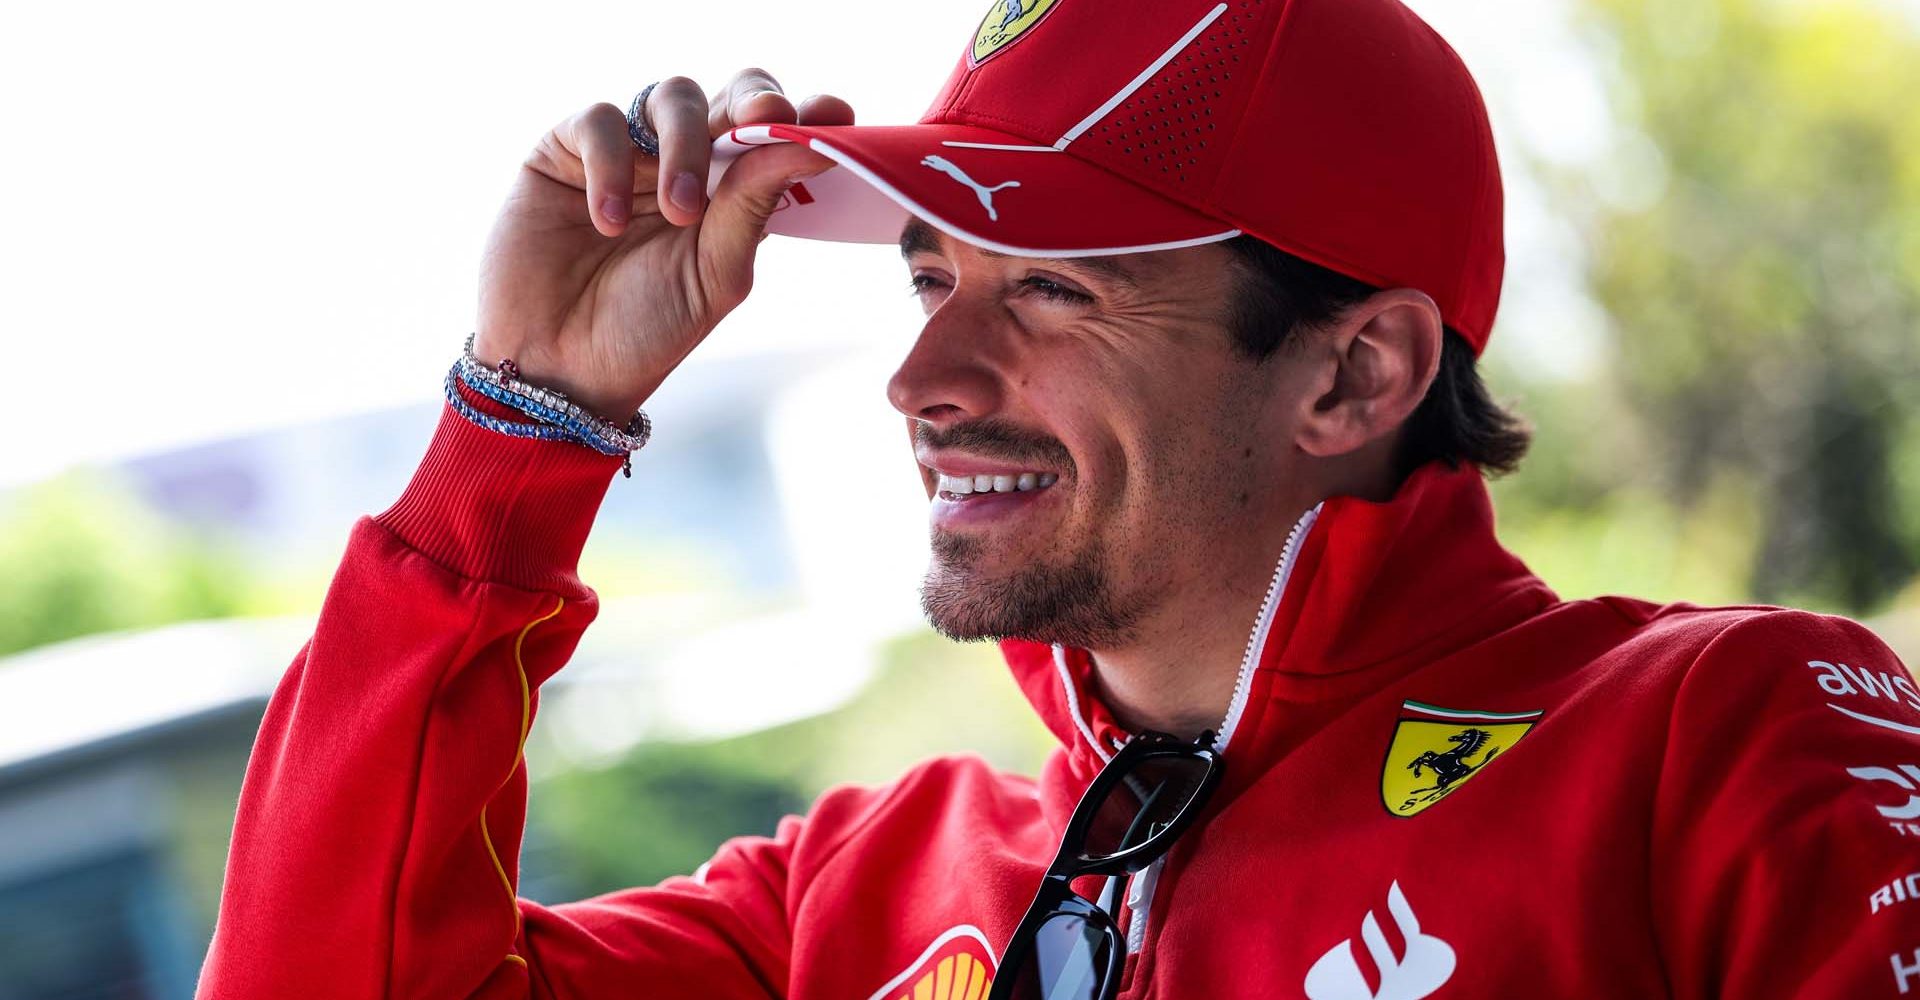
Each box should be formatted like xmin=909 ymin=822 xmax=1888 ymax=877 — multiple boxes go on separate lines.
xmin=3 ymin=0 xmax=1919 ymax=995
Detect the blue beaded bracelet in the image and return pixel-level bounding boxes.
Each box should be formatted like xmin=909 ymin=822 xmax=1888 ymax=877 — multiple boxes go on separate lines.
xmin=456 ymin=338 xmax=650 ymax=451
xmin=442 ymin=369 xmax=579 ymax=445
xmin=456 ymin=367 xmax=625 ymax=455
xmin=443 ymin=336 xmax=653 ymax=477
xmin=454 ymin=357 xmax=652 ymax=454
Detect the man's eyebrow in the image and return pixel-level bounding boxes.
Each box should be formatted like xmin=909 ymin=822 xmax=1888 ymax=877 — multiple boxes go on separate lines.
xmin=897 ymin=217 xmax=1141 ymax=288
xmin=898 ymin=217 xmax=944 ymax=260
xmin=1039 ymin=252 xmax=1142 ymax=289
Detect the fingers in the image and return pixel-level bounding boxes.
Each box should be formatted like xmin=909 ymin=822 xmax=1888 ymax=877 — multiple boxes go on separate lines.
xmin=563 ymin=103 xmax=639 ymax=237
xmin=600 ymin=69 xmax=853 ymax=234
xmin=693 ymin=70 xmax=857 ymax=295
xmin=708 ymin=68 xmax=794 ymax=137
xmin=646 ymin=76 xmax=713 ymax=227
xmin=795 ymin=93 xmax=856 ymax=127
xmin=706 ymin=67 xmax=794 ymax=136
xmin=707 ymin=68 xmax=856 ymax=134
xmin=698 ymin=143 xmax=837 ymax=305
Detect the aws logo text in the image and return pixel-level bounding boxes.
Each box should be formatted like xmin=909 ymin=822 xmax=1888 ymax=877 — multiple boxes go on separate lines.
xmin=1809 ymin=659 xmax=1920 ymax=736
xmin=1811 ymin=659 xmax=1920 ymax=709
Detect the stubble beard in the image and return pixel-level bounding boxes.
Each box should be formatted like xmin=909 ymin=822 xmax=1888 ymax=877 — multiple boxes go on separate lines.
xmin=919 ymin=527 xmax=1141 ymax=650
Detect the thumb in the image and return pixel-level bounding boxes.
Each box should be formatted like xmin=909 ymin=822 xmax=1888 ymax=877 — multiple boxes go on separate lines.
xmin=697 ymin=143 xmax=837 ymax=285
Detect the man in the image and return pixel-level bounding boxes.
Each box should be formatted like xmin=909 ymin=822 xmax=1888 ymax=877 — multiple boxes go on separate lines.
xmin=200 ymin=0 xmax=1920 ymax=997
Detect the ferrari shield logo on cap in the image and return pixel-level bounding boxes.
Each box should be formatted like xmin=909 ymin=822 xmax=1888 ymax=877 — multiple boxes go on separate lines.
xmin=971 ymin=0 xmax=1063 ymax=66
xmin=1381 ymin=701 xmax=1543 ymax=818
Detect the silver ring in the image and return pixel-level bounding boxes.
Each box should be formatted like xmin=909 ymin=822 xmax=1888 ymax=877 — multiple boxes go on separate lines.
xmin=626 ymin=82 xmax=661 ymax=156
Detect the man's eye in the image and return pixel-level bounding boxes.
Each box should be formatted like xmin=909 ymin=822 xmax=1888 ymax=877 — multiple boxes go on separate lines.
xmin=1021 ymin=276 xmax=1093 ymax=304
xmin=907 ymin=274 xmax=946 ymax=295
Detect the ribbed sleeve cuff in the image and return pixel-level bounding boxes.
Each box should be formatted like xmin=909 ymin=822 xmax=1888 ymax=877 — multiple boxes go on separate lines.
xmin=373 ymin=386 xmax=624 ymax=593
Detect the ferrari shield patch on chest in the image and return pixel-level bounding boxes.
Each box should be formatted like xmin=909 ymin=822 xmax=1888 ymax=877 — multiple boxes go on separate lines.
xmin=1382 ymin=701 xmax=1543 ymax=818
xmin=971 ymin=0 xmax=1063 ymax=66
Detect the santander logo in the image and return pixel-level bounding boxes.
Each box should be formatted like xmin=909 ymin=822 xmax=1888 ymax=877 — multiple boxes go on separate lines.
xmin=1304 ymin=881 xmax=1456 ymax=1000
xmin=863 ymin=925 xmax=999 ymax=1000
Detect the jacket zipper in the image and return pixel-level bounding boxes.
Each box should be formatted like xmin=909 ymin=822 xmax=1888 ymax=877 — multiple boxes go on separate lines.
xmin=1122 ymin=502 xmax=1323 ymax=958
xmin=1215 ymin=502 xmax=1321 ymax=754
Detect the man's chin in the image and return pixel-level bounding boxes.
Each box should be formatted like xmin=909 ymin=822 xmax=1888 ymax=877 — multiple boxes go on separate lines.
xmin=918 ymin=561 xmax=1015 ymax=643
xmin=917 ymin=554 xmax=1138 ymax=650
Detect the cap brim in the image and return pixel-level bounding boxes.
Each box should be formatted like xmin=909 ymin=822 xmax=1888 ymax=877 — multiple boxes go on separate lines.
xmin=711 ymin=122 xmax=1240 ymax=257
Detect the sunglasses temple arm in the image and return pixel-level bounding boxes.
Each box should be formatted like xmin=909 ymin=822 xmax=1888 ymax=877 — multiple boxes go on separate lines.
xmin=1096 ymin=874 xmax=1127 ymax=923
xmin=1113 ymin=783 xmax=1168 ymax=851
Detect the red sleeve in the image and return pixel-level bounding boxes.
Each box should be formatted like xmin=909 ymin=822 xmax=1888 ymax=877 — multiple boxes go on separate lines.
xmin=509 ymin=777 xmax=899 ymax=998
xmin=1653 ymin=609 xmax=1920 ymax=998
xmin=194 ymin=401 xmax=847 ymax=999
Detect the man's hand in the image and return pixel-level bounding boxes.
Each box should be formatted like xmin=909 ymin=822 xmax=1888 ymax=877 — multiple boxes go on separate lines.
xmin=474 ymin=70 xmax=853 ymax=419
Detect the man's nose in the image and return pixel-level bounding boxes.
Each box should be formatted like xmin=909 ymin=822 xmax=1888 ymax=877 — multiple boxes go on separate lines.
xmin=886 ymin=296 xmax=1006 ymax=425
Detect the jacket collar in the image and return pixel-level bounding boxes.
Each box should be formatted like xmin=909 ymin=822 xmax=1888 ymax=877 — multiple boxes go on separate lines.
xmin=1000 ymin=461 xmax=1558 ymax=791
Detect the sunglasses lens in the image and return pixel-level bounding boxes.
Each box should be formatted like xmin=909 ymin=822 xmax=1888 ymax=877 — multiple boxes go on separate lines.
xmin=1080 ymin=752 xmax=1211 ymax=862
xmin=1006 ymin=910 xmax=1116 ymax=1000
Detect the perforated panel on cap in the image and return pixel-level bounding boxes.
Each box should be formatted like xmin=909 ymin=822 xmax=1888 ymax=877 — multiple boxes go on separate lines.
xmin=1081 ymin=0 xmax=1274 ymax=190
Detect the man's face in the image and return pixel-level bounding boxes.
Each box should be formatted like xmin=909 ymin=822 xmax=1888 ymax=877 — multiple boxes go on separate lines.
xmin=893 ymin=220 xmax=1313 ymax=649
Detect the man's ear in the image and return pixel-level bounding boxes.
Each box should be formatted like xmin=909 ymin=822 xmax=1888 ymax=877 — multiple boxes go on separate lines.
xmin=1292 ymin=288 xmax=1444 ymax=459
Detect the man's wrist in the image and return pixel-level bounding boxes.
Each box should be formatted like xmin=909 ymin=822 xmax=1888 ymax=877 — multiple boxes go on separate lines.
xmin=373 ymin=384 xmax=623 ymax=593
xmin=470 ymin=332 xmax=655 ymax=423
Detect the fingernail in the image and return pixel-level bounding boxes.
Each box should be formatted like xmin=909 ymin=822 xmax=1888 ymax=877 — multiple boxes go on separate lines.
xmin=601 ymin=194 xmax=629 ymax=225
xmin=669 ymin=172 xmax=702 ymax=214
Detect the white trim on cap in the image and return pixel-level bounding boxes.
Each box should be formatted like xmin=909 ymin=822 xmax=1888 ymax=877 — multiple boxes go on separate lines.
xmin=807 ymin=137 xmax=1242 ymax=256
xmin=1054 ymin=2 xmax=1230 ymax=149
xmin=940 ymin=140 xmax=1062 ymax=153
xmin=718 ymin=123 xmax=780 ymax=146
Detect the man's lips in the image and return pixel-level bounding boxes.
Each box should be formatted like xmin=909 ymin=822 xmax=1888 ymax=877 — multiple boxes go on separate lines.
xmin=915 ymin=452 xmax=1065 ymax=528
xmin=932 ymin=470 xmax=1060 ymax=497
xmin=914 ymin=444 xmax=1071 ymax=534
xmin=916 ymin=447 xmax=1063 ymax=475
xmin=929 ymin=478 xmax=1059 ymax=529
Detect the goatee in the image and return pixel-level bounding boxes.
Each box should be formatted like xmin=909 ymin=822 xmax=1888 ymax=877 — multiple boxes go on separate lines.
xmin=919 ymin=529 xmax=1139 ymax=650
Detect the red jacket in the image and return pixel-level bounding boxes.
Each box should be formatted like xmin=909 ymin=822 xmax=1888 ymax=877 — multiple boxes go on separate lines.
xmin=201 ymin=402 xmax=1920 ymax=998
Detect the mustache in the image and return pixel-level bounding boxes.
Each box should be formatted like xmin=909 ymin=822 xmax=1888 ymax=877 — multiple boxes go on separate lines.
xmin=914 ymin=419 xmax=1075 ymax=474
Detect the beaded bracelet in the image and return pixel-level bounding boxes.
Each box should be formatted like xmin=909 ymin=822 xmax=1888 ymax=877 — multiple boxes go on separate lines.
xmin=454 ymin=367 xmax=617 ymax=451
xmin=442 ymin=369 xmax=579 ymax=445
xmin=445 ymin=334 xmax=653 ymax=477
xmin=455 ymin=354 xmax=652 ymax=454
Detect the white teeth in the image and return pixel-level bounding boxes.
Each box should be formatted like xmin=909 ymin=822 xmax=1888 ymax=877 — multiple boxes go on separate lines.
xmin=934 ymin=470 xmax=1058 ymax=496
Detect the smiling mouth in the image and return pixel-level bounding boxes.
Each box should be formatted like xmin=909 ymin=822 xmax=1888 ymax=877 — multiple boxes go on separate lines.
xmin=934 ymin=471 xmax=1060 ymax=500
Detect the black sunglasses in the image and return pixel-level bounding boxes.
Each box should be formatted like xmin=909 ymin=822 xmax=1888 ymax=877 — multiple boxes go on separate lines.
xmin=988 ymin=730 xmax=1225 ymax=1000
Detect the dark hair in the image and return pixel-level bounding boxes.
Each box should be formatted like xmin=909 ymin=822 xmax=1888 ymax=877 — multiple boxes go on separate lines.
xmin=1221 ymin=235 xmax=1531 ymax=478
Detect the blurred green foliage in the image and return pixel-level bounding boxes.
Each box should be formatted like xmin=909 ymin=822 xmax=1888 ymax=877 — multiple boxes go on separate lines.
xmin=1520 ymin=0 xmax=1920 ymax=613
xmin=0 ymin=474 xmax=258 ymax=657
xmin=529 ymin=631 xmax=1053 ymax=896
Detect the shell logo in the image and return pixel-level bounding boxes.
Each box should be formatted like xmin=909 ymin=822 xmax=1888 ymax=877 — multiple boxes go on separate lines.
xmin=864 ymin=925 xmax=999 ymax=1000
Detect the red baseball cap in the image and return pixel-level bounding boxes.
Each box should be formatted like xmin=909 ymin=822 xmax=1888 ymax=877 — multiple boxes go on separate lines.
xmin=711 ymin=0 xmax=1505 ymax=352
